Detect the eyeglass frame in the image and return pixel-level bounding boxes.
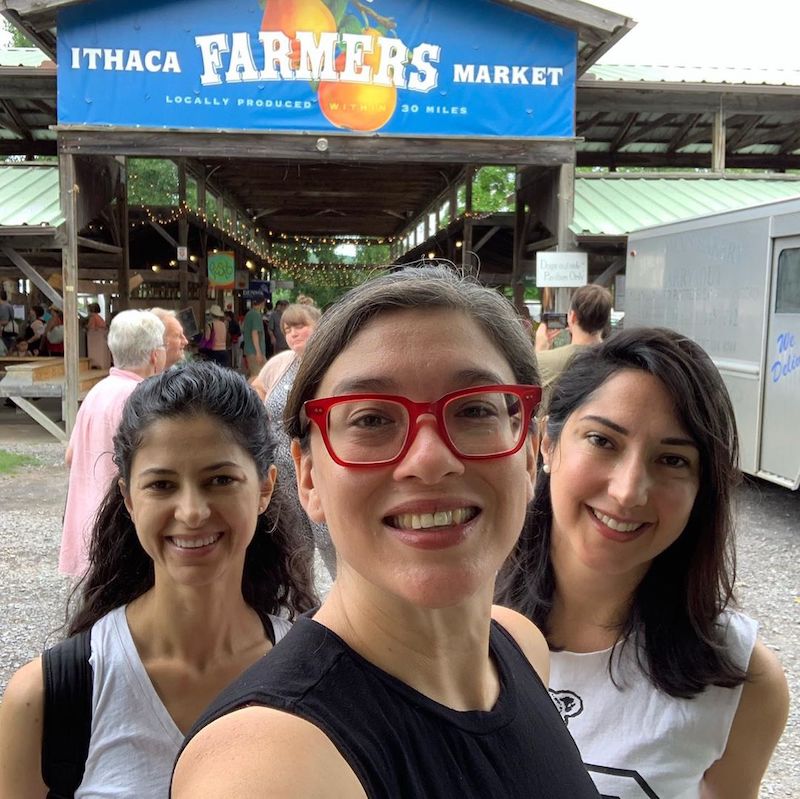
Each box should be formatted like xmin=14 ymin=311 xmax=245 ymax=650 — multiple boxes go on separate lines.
xmin=303 ymin=384 xmax=542 ymax=468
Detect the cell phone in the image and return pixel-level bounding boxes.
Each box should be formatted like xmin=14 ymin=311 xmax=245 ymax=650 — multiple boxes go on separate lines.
xmin=542 ymin=312 xmax=568 ymax=330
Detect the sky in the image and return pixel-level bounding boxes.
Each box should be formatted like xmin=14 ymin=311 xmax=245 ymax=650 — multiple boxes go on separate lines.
xmin=597 ymin=0 xmax=800 ymax=70
xmin=1 ymin=1 xmax=799 ymax=70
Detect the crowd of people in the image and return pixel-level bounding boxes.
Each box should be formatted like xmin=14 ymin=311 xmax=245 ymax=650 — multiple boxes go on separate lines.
xmin=0 ymin=267 xmax=789 ymax=798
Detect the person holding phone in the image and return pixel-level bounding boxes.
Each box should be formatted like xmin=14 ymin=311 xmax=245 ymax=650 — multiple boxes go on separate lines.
xmin=534 ymin=284 xmax=611 ymax=410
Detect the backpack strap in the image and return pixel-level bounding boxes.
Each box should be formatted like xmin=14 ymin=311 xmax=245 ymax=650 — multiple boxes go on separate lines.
xmin=41 ymin=630 xmax=94 ymax=799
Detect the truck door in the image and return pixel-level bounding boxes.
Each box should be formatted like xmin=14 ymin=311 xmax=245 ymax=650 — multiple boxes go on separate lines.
xmin=759 ymin=236 xmax=800 ymax=488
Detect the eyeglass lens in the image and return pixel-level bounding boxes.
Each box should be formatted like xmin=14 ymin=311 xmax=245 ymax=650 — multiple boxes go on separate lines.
xmin=326 ymin=391 xmax=526 ymax=464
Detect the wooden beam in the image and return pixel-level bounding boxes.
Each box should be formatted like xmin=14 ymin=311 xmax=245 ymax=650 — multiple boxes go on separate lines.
xmin=667 ymin=113 xmax=702 ymax=152
xmin=727 ymin=115 xmax=763 ymax=151
xmin=0 ymin=10 xmax=57 ymax=61
xmin=1 ymin=246 xmax=63 ymax=307
xmin=472 ymin=226 xmax=501 ymax=253
xmin=610 ymin=113 xmax=637 ymax=152
xmin=0 ymin=99 xmax=32 ymax=140
xmin=616 ymin=113 xmax=677 ymax=150
xmin=148 ymin=220 xmax=179 ymax=248
xmin=75 ymin=236 xmax=123 ymax=254
xmin=58 ymin=129 xmax=579 ymax=167
xmin=576 ymin=111 xmax=606 ymax=136
xmin=117 ymin=157 xmax=130 ymax=311
xmin=178 ymin=159 xmax=189 ymax=304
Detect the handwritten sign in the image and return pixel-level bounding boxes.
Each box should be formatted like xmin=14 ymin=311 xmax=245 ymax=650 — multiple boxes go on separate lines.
xmin=536 ymin=252 xmax=588 ymax=287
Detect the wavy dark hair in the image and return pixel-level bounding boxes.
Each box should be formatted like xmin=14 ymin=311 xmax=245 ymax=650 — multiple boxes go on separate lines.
xmin=67 ymin=361 xmax=316 ymax=636
xmin=496 ymin=327 xmax=745 ymax=698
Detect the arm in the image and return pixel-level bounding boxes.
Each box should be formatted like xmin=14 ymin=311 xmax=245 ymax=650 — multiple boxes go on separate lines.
xmin=491 ymin=605 xmax=550 ymax=685
xmin=534 ymin=323 xmax=560 ymax=353
xmin=0 ymin=659 xmax=48 ymax=799
xmin=700 ymin=640 xmax=789 ymax=799
xmin=172 ymin=706 xmax=366 ymax=799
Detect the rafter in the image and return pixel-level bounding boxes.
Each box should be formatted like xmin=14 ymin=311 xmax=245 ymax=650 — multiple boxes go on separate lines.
xmin=667 ymin=113 xmax=702 ymax=153
xmin=727 ymin=115 xmax=764 ymax=151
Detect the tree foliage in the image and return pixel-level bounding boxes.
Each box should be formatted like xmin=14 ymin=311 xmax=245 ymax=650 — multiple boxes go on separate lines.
xmin=3 ymin=20 xmax=32 ymax=48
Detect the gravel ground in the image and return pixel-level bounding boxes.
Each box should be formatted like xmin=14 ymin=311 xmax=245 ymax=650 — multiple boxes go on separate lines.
xmin=0 ymin=440 xmax=797 ymax=796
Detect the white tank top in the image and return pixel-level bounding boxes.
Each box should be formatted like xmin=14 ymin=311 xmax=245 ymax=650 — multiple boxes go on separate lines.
xmin=76 ymin=605 xmax=291 ymax=798
xmin=548 ymin=610 xmax=757 ymax=799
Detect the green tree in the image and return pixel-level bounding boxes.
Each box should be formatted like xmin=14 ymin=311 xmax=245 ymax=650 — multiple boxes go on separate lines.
xmin=127 ymin=158 xmax=178 ymax=206
xmin=3 ymin=20 xmax=32 ymax=48
xmin=472 ymin=166 xmax=515 ymax=212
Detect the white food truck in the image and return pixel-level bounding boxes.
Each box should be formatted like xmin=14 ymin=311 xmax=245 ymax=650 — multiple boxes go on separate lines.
xmin=625 ymin=196 xmax=800 ymax=489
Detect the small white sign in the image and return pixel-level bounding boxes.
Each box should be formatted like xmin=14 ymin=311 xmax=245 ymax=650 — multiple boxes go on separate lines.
xmin=536 ymin=252 xmax=588 ymax=287
xmin=177 ymin=246 xmax=188 ymax=261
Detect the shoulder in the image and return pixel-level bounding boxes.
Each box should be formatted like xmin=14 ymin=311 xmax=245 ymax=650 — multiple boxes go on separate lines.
xmin=173 ymin=706 xmax=366 ymax=799
xmin=0 ymin=658 xmax=46 ymax=795
xmin=491 ymin=605 xmax=550 ymax=685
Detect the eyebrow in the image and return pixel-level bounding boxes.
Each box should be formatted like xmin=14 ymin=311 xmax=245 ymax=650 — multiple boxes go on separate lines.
xmin=580 ymin=415 xmax=698 ymax=448
xmin=330 ymin=368 xmax=510 ymax=396
xmin=137 ymin=461 xmax=242 ymax=476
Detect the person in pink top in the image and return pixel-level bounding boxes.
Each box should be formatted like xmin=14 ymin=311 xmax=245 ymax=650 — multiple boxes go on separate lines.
xmin=60 ymin=310 xmax=167 ymax=577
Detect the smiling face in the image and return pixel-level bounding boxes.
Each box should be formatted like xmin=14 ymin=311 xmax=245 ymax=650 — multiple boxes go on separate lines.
xmin=295 ymin=308 xmax=536 ymax=609
xmin=543 ymin=369 xmax=700 ymax=585
xmin=121 ymin=414 xmax=275 ymax=591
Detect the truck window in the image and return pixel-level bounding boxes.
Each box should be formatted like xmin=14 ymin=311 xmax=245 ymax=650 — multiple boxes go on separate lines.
xmin=776 ymin=247 xmax=800 ymax=313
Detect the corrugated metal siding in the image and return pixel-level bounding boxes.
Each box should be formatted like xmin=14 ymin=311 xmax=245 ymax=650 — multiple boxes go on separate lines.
xmin=572 ymin=178 xmax=800 ymax=236
xmin=587 ymin=64 xmax=800 ymax=86
xmin=0 ymin=165 xmax=62 ymax=227
xmin=0 ymin=48 xmax=52 ymax=68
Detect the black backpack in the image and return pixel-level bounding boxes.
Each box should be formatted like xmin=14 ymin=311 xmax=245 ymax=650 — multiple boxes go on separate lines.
xmin=41 ymin=630 xmax=93 ymax=798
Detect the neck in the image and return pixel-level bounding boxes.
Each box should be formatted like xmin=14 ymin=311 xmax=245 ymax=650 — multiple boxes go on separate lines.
xmin=569 ymin=326 xmax=603 ymax=346
xmin=126 ymin=581 xmax=263 ymax=669
xmin=315 ymin=571 xmax=500 ymax=711
xmin=548 ymin=540 xmax=641 ymax=652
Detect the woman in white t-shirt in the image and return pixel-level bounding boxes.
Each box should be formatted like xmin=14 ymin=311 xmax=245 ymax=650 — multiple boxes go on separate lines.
xmin=497 ymin=328 xmax=789 ymax=799
xmin=0 ymin=361 xmax=316 ymax=797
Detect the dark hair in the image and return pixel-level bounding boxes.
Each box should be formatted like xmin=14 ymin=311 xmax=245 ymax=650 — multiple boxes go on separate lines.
xmin=496 ymin=327 xmax=745 ymax=698
xmin=0 ymin=289 xmax=7 ymax=301
xmin=33 ymin=304 xmax=44 ymax=318
xmin=88 ymin=302 xmax=101 ymax=314
xmin=286 ymin=265 xmax=538 ymax=441
xmin=570 ymin=284 xmax=612 ymax=335
xmin=68 ymin=361 xmax=316 ymax=635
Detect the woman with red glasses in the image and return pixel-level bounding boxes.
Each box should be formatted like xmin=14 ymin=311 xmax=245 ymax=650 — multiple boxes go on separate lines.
xmin=173 ymin=266 xmax=600 ymax=798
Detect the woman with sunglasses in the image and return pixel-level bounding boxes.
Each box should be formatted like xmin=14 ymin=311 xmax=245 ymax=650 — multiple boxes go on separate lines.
xmin=173 ymin=267 xmax=600 ymax=798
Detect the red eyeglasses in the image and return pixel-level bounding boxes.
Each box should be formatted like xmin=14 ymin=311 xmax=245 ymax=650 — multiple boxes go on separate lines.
xmin=304 ymin=384 xmax=541 ymax=467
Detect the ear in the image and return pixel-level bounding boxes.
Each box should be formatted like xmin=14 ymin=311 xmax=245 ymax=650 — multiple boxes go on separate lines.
xmin=291 ymin=439 xmax=325 ymax=523
xmin=118 ymin=478 xmax=133 ymax=517
xmin=567 ymin=309 xmax=577 ymax=330
xmin=524 ymin=432 xmax=537 ymax=503
xmin=258 ymin=464 xmax=277 ymax=515
xmin=540 ymin=422 xmax=554 ymax=470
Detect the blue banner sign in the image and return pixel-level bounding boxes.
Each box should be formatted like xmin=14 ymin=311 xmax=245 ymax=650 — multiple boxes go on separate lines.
xmin=57 ymin=0 xmax=576 ymax=138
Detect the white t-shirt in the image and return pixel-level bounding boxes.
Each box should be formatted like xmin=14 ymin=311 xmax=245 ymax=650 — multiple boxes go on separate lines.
xmin=548 ymin=610 xmax=757 ymax=799
xmin=76 ymin=605 xmax=291 ymax=798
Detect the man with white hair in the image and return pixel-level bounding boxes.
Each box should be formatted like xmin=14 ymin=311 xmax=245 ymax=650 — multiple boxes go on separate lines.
xmin=59 ymin=310 xmax=166 ymax=576
xmin=150 ymin=307 xmax=188 ymax=368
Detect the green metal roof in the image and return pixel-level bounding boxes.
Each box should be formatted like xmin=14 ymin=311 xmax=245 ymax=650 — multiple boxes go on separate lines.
xmin=0 ymin=164 xmax=63 ymax=227
xmin=572 ymin=176 xmax=800 ymax=237
xmin=0 ymin=47 xmax=52 ymax=68
xmin=586 ymin=64 xmax=800 ymax=87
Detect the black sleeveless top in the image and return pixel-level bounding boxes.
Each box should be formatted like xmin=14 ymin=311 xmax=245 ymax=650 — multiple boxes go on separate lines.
xmin=178 ymin=616 xmax=599 ymax=798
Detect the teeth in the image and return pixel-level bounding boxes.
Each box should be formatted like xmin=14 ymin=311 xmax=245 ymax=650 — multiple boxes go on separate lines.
xmin=390 ymin=507 xmax=476 ymax=530
xmin=171 ymin=533 xmax=221 ymax=549
xmin=592 ymin=509 xmax=644 ymax=533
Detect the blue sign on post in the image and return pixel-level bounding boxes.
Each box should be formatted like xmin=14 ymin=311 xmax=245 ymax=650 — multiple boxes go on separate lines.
xmin=57 ymin=0 xmax=576 ymax=138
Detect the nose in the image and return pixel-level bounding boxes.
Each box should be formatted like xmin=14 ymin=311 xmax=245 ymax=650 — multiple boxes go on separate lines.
xmin=391 ymin=415 xmax=464 ymax=484
xmin=607 ymin=453 xmax=651 ymax=508
xmin=173 ymin=485 xmax=211 ymax=528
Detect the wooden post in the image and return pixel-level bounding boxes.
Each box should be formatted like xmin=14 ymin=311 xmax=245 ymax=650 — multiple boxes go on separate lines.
xmin=461 ymin=166 xmax=474 ymax=273
xmin=60 ymin=151 xmax=80 ymax=437
xmin=555 ymin=162 xmax=576 ymax=313
xmin=511 ymin=167 xmax=526 ymax=310
xmin=178 ymin=159 xmax=189 ymax=305
xmin=116 ymin=157 xmax=130 ymax=311
xmin=712 ymin=104 xmax=726 ymax=172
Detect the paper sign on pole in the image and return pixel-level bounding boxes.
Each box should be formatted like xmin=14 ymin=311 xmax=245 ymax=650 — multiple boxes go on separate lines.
xmin=536 ymin=252 xmax=588 ymax=287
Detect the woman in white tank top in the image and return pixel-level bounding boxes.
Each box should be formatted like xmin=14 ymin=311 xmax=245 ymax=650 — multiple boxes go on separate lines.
xmin=0 ymin=361 xmax=316 ymax=797
xmin=498 ymin=328 xmax=789 ymax=799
